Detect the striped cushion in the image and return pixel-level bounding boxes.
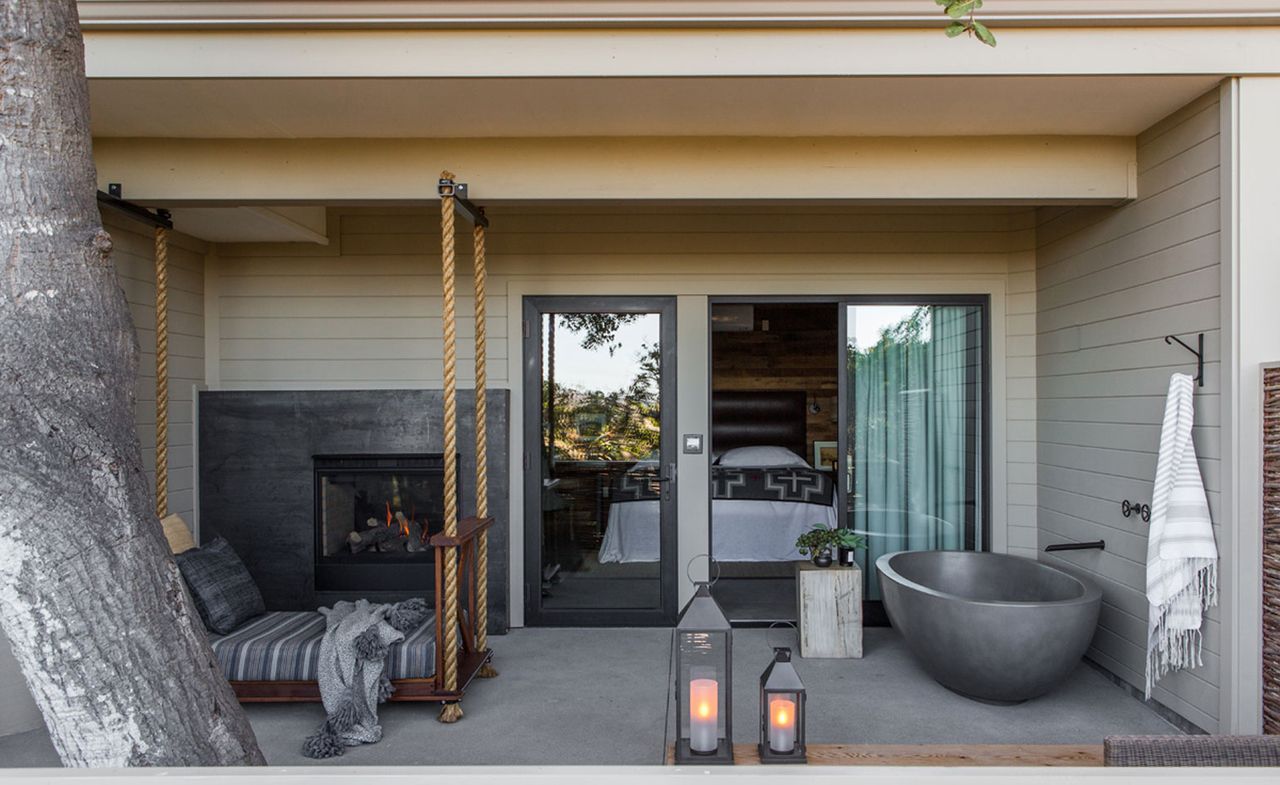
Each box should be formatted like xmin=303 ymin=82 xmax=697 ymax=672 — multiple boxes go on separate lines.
xmin=210 ymin=611 xmax=436 ymax=682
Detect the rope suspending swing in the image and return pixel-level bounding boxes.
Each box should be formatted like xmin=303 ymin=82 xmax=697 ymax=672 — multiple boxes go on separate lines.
xmin=154 ymin=225 xmax=170 ymax=518
xmin=436 ymin=172 xmax=497 ymax=722
xmin=95 ymin=190 xmax=173 ymax=519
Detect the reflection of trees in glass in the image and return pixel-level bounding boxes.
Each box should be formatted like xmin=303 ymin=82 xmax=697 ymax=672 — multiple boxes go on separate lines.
xmin=846 ymin=305 xmax=929 ymax=367
xmin=554 ymin=313 xmax=641 ymax=355
xmin=544 ymin=314 xmax=660 ymax=461
xmin=844 ymin=306 xmax=931 ymax=463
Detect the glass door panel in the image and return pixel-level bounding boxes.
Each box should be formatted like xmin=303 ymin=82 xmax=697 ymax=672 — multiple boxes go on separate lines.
xmin=525 ymin=297 xmax=677 ymax=625
xmin=843 ymin=303 xmax=984 ymax=600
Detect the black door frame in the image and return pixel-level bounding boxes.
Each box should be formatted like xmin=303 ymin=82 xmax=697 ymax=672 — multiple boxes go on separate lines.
xmin=522 ymin=295 xmax=679 ymax=627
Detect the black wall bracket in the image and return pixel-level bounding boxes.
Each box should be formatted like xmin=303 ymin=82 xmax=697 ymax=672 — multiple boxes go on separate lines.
xmin=1045 ymin=540 xmax=1106 ymax=553
xmin=1164 ymin=333 xmax=1204 ymax=387
xmin=437 ymin=178 xmax=489 ymax=228
xmin=96 ymin=185 xmax=172 ymax=230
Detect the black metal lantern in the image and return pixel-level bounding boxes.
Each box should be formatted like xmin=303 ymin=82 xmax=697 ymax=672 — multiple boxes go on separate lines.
xmin=758 ymin=647 xmax=807 ymax=764
xmin=674 ymin=582 xmax=733 ymax=764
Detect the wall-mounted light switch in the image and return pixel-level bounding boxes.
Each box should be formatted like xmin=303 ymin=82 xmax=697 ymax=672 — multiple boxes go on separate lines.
xmin=682 ymin=434 xmax=704 ymax=454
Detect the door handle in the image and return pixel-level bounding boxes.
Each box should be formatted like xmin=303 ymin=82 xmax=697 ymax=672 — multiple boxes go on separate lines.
xmin=661 ymin=462 xmax=676 ymax=502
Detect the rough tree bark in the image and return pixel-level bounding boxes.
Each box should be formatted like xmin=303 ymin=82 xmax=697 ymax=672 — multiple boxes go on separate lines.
xmin=0 ymin=0 xmax=264 ymax=767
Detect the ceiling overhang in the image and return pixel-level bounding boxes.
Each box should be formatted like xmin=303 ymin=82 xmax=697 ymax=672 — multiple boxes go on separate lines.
xmin=89 ymin=75 xmax=1222 ymax=139
xmin=76 ymin=1 xmax=1280 ymax=30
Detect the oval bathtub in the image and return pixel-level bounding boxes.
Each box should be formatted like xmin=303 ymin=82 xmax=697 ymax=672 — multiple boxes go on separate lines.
xmin=876 ymin=550 xmax=1102 ymax=703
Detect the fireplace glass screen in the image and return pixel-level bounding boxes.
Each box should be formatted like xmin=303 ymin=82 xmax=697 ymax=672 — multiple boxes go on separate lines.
xmin=314 ymin=454 xmax=455 ymax=592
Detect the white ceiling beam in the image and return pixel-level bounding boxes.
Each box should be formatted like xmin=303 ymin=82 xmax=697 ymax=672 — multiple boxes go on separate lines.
xmin=93 ymin=135 xmax=1137 ymax=204
xmin=82 ymin=27 xmax=1280 ymax=79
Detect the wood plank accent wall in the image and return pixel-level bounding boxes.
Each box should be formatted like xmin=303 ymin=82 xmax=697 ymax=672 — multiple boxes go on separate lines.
xmin=1264 ymin=366 xmax=1280 ymax=735
xmin=712 ymin=303 xmax=838 ymax=456
xmin=1034 ymin=89 xmax=1222 ymax=732
xmin=104 ymin=211 xmax=207 ymax=523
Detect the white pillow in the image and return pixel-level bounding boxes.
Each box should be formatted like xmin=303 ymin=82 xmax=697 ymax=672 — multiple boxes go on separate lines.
xmin=717 ymin=446 xmax=810 ymax=468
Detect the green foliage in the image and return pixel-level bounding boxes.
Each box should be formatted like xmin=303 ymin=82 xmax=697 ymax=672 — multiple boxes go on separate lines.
xmin=936 ymin=0 xmax=997 ymax=47
xmin=795 ymin=524 xmax=867 ymax=557
xmin=545 ymin=315 xmax=661 ymax=461
xmin=555 ymin=313 xmax=641 ymax=355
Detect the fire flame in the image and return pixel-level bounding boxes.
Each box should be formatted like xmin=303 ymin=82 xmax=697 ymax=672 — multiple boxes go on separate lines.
xmin=384 ymin=501 xmax=414 ymax=538
xmin=372 ymin=498 xmax=434 ymax=544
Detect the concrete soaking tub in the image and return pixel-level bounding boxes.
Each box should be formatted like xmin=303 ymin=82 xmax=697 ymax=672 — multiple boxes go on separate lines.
xmin=876 ymin=550 xmax=1102 ymax=703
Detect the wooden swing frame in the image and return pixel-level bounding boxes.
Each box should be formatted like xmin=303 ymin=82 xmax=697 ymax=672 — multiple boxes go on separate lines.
xmin=126 ymin=174 xmax=496 ymax=720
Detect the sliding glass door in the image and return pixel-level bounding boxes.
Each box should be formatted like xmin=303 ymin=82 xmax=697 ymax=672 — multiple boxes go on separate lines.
xmin=841 ymin=302 xmax=986 ymax=600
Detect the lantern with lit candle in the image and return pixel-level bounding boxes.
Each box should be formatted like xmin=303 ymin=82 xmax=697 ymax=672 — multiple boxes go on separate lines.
xmin=674 ymin=582 xmax=733 ymax=764
xmin=758 ymin=647 xmax=807 ymax=764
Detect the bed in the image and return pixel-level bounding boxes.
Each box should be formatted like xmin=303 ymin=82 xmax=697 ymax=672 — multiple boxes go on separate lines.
xmin=211 ymin=610 xmax=438 ymax=683
xmin=598 ymin=391 xmax=839 ymax=563
xmin=205 ymin=516 xmax=493 ymax=703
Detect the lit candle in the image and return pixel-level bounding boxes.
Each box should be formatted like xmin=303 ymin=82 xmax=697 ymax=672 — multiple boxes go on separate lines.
xmin=688 ymin=678 xmax=719 ymax=754
xmin=768 ymin=697 xmax=796 ymax=754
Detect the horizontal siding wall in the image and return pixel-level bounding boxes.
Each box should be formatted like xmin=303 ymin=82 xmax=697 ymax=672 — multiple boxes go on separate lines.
xmin=1035 ymin=89 xmax=1222 ymax=731
xmin=105 ymin=212 xmax=207 ymax=524
xmin=1007 ymin=245 xmax=1040 ymax=558
xmin=213 ymin=205 xmax=1036 ymax=560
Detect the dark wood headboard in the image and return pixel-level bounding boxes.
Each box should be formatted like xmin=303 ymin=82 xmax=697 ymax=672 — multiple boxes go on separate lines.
xmin=711 ymin=390 xmax=807 ymax=459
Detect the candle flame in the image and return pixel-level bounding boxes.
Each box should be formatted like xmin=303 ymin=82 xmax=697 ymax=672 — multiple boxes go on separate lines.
xmin=697 ymin=702 xmax=712 ymax=719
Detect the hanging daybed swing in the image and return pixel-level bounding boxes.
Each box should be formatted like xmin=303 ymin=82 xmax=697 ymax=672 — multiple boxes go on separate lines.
xmin=108 ymin=172 xmax=497 ymax=722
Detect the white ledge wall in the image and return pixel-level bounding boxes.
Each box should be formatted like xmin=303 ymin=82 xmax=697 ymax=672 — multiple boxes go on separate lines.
xmin=1034 ymin=89 xmax=1223 ymax=732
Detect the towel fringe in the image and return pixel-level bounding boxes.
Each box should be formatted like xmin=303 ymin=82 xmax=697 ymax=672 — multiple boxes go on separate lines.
xmin=1146 ymin=562 xmax=1216 ymax=698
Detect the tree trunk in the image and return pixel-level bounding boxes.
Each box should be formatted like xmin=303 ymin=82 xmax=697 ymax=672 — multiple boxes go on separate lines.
xmin=0 ymin=0 xmax=264 ymax=767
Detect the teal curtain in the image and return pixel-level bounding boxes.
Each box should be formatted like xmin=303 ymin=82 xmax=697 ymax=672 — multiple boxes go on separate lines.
xmin=849 ymin=306 xmax=981 ymax=600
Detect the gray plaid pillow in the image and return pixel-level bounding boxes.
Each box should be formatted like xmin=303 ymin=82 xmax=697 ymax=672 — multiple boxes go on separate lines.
xmin=176 ymin=537 xmax=265 ymax=634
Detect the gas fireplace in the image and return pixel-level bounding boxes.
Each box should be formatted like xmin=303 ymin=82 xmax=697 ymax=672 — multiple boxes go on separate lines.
xmin=313 ymin=453 xmax=457 ymax=593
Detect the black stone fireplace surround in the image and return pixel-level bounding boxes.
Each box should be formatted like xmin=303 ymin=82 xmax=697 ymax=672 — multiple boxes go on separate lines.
xmin=198 ymin=389 xmax=509 ymax=633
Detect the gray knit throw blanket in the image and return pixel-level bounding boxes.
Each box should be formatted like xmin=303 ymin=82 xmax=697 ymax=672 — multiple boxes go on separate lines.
xmin=302 ymin=597 xmax=431 ymax=759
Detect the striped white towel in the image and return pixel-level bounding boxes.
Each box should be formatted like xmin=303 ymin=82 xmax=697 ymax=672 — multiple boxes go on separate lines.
xmin=1145 ymin=373 xmax=1217 ymax=699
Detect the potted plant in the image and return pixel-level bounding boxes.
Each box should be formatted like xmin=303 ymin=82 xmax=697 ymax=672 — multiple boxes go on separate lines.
xmin=795 ymin=524 xmax=865 ymax=568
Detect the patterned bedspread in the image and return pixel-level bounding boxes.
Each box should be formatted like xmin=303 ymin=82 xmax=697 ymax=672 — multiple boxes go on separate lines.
xmin=612 ymin=465 xmax=834 ymax=505
xmin=209 ymin=610 xmax=436 ymax=682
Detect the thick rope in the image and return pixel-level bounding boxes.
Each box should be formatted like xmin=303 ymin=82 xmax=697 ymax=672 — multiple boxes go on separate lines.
xmin=154 ymin=226 xmax=170 ymax=519
xmin=473 ymin=219 xmax=497 ymax=678
xmin=439 ymin=172 xmax=461 ymax=703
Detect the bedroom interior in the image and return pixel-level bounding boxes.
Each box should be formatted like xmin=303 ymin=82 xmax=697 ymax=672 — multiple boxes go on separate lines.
xmin=708 ymin=301 xmax=841 ymax=623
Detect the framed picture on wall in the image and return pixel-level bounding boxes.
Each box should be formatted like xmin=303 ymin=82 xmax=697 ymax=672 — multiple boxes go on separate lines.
xmin=813 ymin=441 xmax=838 ymax=471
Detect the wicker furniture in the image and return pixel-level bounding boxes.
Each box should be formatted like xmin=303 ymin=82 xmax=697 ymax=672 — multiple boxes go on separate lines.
xmin=1263 ymin=365 xmax=1280 ymax=734
xmin=1104 ymin=735 xmax=1280 ymax=766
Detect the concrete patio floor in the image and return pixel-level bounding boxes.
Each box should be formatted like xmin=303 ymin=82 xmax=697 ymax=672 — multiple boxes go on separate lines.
xmin=0 ymin=627 xmax=1182 ymax=767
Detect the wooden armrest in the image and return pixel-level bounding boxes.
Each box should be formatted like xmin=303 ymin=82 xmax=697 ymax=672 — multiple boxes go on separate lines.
xmin=429 ymin=516 xmax=494 ymax=548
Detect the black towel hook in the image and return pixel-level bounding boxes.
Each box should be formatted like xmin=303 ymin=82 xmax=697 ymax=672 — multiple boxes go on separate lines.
xmin=1164 ymin=333 xmax=1204 ymax=387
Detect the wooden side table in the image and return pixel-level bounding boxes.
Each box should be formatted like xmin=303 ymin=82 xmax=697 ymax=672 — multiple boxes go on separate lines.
xmin=796 ymin=562 xmax=863 ymax=658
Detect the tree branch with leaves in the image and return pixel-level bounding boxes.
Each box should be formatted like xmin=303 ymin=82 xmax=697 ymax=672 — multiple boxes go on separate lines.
xmin=938 ymin=0 xmax=997 ymax=47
